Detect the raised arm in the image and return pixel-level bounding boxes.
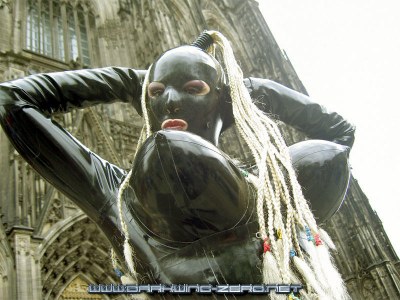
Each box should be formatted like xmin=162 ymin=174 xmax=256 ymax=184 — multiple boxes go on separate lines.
xmin=0 ymin=67 xmax=145 ymax=223
xmin=242 ymin=77 xmax=355 ymax=222
xmin=244 ymin=77 xmax=356 ymax=148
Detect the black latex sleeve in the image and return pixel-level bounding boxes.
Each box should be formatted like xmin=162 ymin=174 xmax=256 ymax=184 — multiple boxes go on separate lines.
xmin=0 ymin=67 xmax=145 ymax=223
xmin=244 ymin=78 xmax=356 ymax=148
xmin=0 ymin=67 xmax=146 ymax=113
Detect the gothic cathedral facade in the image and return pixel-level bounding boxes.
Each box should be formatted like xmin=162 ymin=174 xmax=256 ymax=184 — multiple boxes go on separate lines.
xmin=0 ymin=1 xmax=399 ymax=299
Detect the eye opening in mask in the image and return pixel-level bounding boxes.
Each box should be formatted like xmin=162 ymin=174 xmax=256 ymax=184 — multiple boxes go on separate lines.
xmin=182 ymin=80 xmax=210 ymax=95
xmin=148 ymin=82 xmax=165 ymax=98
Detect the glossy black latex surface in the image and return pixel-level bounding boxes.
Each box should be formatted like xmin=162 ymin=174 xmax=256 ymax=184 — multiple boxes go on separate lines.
xmin=289 ymin=140 xmax=351 ymax=223
xmin=245 ymin=77 xmax=355 ymax=148
xmin=148 ymin=46 xmax=229 ymax=145
xmin=128 ymin=130 xmax=255 ymax=244
xmin=0 ymin=64 xmax=355 ymax=285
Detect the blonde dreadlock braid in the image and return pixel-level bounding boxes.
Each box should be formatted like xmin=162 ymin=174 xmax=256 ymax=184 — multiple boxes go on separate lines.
xmin=114 ymin=66 xmax=152 ymax=281
xmin=114 ymin=30 xmax=349 ymax=299
xmin=205 ymin=30 xmax=349 ymax=299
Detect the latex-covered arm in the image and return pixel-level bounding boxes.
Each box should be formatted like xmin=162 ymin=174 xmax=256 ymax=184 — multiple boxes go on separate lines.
xmin=0 ymin=67 xmax=146 ymax=114
xmin=0 ymin=67 xmax=145 ymax=223
xmin=244 ymin=77 xmax=356 ymax=148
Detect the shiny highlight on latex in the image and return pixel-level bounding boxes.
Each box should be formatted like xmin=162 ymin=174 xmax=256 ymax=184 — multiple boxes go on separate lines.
xmin=204 ymin=30 xmax=348 ymax=299
xmin=116 ymin=30 xmax=349 ymax=299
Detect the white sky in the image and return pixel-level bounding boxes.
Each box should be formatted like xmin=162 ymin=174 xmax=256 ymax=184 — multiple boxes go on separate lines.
xmin=258 ymin=0 xmax=400 ymax=255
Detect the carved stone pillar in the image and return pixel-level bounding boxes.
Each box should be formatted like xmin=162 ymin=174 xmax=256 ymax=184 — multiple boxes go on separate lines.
xmin=0 ymin=222 xmax=16 ymax=300
xmin=10 ymin=227 xmax=42 ymax=300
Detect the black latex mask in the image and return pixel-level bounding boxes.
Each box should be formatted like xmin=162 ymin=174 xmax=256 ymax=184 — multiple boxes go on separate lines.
xmin=147 ymin=46 xmax=229 ymax=145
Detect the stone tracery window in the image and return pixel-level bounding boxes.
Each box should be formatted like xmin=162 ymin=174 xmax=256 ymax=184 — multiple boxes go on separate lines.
xmin=26 ymin=0 xmax=95 ymax=67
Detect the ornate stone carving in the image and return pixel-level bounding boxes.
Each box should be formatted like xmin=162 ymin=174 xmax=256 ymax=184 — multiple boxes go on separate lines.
xmin=98 ymin=19 xmax=126 ymax=49
xmin=0 ymin=1 xmax=399 ymax=299
xmin=0 ymin=0 xmax=12 ymax=12
xmin=41 ymin=218 xmax=120 ymax=299
xmin=362 ymin=276 xmax=381 ymax=298
xmin=60 ymin=276 xmax=102 ymax=300
xmin=46 ymin=198 xmax=63 ymax=225
xmin=16 ymin=235 xmax=30 ymax=256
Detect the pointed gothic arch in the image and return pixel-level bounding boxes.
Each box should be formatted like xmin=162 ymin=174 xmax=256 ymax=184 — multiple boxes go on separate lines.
xmin=57 ymin=273 xmax=109 ymax=300
xmin=36 ymin=214 xmax=122 ymax=299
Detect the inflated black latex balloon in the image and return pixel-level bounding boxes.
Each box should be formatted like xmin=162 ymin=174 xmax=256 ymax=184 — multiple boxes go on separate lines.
xmin=129 ymin=130 xmax=255 ymax=244
xmin=289 ymin=140 xmax=351 ymax=223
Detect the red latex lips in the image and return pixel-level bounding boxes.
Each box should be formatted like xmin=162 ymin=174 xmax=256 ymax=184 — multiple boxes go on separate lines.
xmin=161 ymin=119 xmax=188 ymax=131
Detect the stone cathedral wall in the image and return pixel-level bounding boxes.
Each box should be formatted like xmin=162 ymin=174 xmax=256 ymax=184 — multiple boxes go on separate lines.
xmin=0 ymin=1 xmax=399 ymax=299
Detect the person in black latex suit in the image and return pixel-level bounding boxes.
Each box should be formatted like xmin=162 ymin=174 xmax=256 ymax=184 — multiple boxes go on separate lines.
xmin=0 ymin=44 xmax=355 ymax=286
